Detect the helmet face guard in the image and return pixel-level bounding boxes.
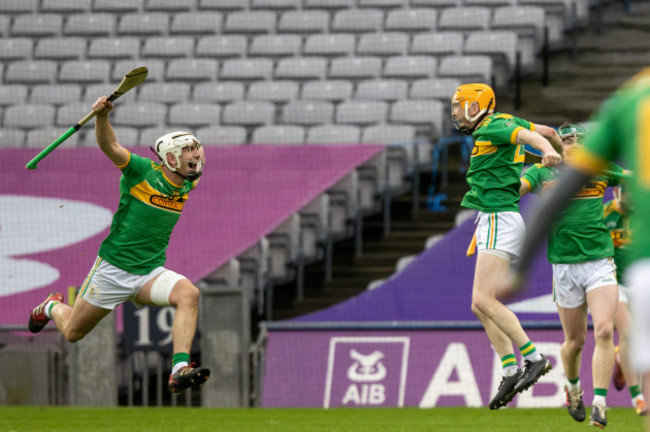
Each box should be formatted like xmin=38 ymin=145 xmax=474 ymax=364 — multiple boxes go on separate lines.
xmin=153 ymin=131 xmax=203 ymax=181
xmin=558 ymin=124 xmax=586 ymax=144
xmin=451 ymin=84 xmax=495 ymax=135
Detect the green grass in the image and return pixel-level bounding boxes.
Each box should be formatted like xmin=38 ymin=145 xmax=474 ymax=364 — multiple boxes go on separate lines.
xmin=0 ymin=407 xmax=646 ymax=432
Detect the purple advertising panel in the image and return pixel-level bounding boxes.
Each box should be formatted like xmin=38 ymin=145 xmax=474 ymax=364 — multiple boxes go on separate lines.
xmin=262 ymin=329 xmax=630 ymax=408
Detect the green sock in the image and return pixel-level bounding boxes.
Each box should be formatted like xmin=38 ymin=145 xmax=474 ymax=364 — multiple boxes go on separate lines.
xmin=630 ymin=385 xmax=642 ymax=399
xmin=519 ymin=341 xmax=542 ymax=361
xmin=501 ymin=354 xmax=518 ymax=376
xmin=172 ymin=352 xmax=190 ymax=368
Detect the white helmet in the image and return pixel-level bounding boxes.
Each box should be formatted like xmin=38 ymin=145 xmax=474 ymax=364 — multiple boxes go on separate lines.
xmin=154 ymin=131 xmax=201 ymax=172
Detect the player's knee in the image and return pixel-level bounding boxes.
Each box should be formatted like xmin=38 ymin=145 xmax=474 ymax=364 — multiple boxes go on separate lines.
xmin=594 ymin=322 xmax=614 ymax=343
xmin=172 ymin=283 xmax=200 ymax=310
xmin=471 ymin=292 xmax=492 ymax=316
xmin=63 ymin=328 xmax=87 ymax=343
xmin=564 ymin=336 xmax=585 ymax=354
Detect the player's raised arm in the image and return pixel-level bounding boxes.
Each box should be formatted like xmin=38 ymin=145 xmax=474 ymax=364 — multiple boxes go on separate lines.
xmin=93 ymin=96 xmax=129 ymax=167
xmin=515 ymin=128 xmax=562 ymax=167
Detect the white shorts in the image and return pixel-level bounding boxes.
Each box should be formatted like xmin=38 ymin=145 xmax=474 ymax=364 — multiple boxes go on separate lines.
xmin=626 ymin=259 xmax=650 ymax=372
xmin=475 ymin=211 xmax=525 ymax=260
xmin=79 ymin=257 xmax=173 ymax=310
xmin=552 ymin=258 xmax=618 ymax=309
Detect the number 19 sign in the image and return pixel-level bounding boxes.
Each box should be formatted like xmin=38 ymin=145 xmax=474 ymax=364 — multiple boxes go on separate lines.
xmin=122 ymin=303 xmax=175 ymax=352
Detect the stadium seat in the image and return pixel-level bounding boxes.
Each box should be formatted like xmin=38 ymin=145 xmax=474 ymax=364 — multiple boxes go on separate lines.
xmin=249 ymin=35 xmax=302 ymax=57
xmin=301 ymin=80 xmax=353 ymax=102
xmin=142 ymin=37 xmax=194 ymax=58
xmin=59 ymin=61 xmax=110 ymax=83
xmin=192 ymin=82 xmax=245 ymax=103
xmin=222 ymin=101 xmax=275 ymax=125
xmin=80 ymin=126 xmax=139 ymax=147
xmin=278 ymin=11 xmax=330 ymax=33
xmin=145 ymin=0 xmax=194 ymax=11
xmin=41 ymin=0 xmax=92 ymax=12
xmin=362 ymin=123 xmax=415 ymax=145
xmin=12 ymin=14 xmax=62 ymax=37
xmin=327 ymin=170 xmax=359 ymax=239
xmin=307 ymin=125 xmax=361 ymax=144
xmin=395 ymin=255 xmax=417 ymax=272
xmin=303 ymin=34 xmax=356 ymax=57
xmin=138 ymin=83 xmax=191 ymax=104
xmin=391 ymin=100 xmax=444 ymax=134
xmin=359 ymin=0 xmax=408 ymax=6
xmin=0 ymin=129 xmax=26 ymax=149
xmin=225 ymin=11 xmax=276 ymax=33
xmin=26 ymin=127 xmax=79 ymax=149
xmin=464 ymin=31 xmax=518 ymax=87
xmin=465 ymin=0 xmax=514 ymax=6
xmin=118 ymin=13 xmax=169 ymax=36
xmin=113 ymin=60 xmax=165 ymax=82
xmin=200 ymin=0 xmax=250 ymax=9
xmin=411 ymin=32 xmax=464 ymax=57
xmin=169 ymin=103 xmax=221 ymax=127
xmin=252 ymin=125 xmax=305 ymax=144
xmin=167 ymin=59 xmax=218 ymax=81
xmin=385 ymin=8 xmax=437 ymax=31
xmin=140 ymin=127 xmax=189 ymax=147
xmin=492 ymin=6 xmax=546 ymax=67
xmin=358 ymin=33 xmax=409 ymax=56
xmin=203 ymin=259 xmax=241 ymax=287
xmin=221 ymin=59 xmax=273 ymax=80
xmin=282 ymin=101 xmax=334 ymax=125
xmin=171 ymin=13 xmax=223 ymax=34
xmin=88 ymin=38 xmax=140 ymax=59
xmin=94 ymin=0 xmax=143 ymax=12
xmin=253 ymin=0 xmax=301 ymax=8
xmin=4 ymin=104 xmax=56 ymax=129
xmin=0 ymin=16 xmax=9 ymax=37
xmin=299 ymin=193 xmax=330 ymax=262
xmin=196 ymin=125 xmax=248 ymax=145
xmin=332 ymin=9 xmax=383 ymax=32
xmin=83 ymin=83 xmax=120 ymax=102
xmin=304 ymin=0 xmax=354 ymax=8
xmin=112 ymin=102 xmax=167 ymax=127
xmin=383 ymin=56 xmax=437 ymax=79
xmin=519 ymin=0 xmax=584 ymax=29
xmin=30 ymin=84 xmax=82 ymax=105
xmin=197 ymin=36 xmax=247 ymax=58
xmin=0 ymin=0 xmax=38 ymax=13
xmin=439 ymin=55 xmax=493 ymax=83
xmin=268 ymin=213 xmax=303 ymax=284
xmin=455 ymin=209 xmax=477 ymax=226
xmin=438 ymin=7 xmax=491 ymax=32
xmin=366 ymin=279 xmax=385 ymax=290
xmin=0 ymin=85 xmax=28 ymax=106
xmin=410 ymin=78 xmax=461 ymax=100
xmin=56 ymin=103 xmax=95 ymax=126
xmin=34 ymin=38 xmax=86 ymax=60
xmin=0 ymin=38 xmax=33 ymax=60
xmin=329 ymin=57 xmax=382 ymax=79
xmin=425 ymin=234 xmax=445 ymax=249
xmin=64 ymin=14 xmax=115 ymax=37
xmin=356 ymin=79 xmax=408 ymax=101
xmin=6 ymin=61 xmax=57 ymax=84
xmin=275 ymin=58 xmax=327 ymax=80
xmin=248 ymin=81 xmax=300 ymax=103
xmin=238 ymin=237 xmax=271 ymax=311
xmin=336 ymin=101 xmax=388 ymax=125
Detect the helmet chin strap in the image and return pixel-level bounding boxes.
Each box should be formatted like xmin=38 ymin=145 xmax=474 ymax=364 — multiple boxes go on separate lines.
xmin=150 ymin=146 xmax=203 ymax=182
xmin=459 ymin=103 xmax=490 ymax=135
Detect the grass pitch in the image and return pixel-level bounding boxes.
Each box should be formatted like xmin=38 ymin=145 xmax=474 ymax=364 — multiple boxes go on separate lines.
xmin=1 ymin=406 xmax=645 ymax=432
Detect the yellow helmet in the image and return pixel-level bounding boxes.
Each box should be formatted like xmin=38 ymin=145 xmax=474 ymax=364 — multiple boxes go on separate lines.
xmin=451 ymin=83 xmax=495 ymax=134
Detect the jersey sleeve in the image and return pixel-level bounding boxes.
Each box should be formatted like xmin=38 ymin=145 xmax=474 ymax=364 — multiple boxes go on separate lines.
xmin=606 ymin=162 xmax=625 ymax=186
xmin=483 ymin=115 xmax=534 ymax=146
xmin=120 ymin=153 xmax=153 ymax=185
xmin=521 ymin=164 xmax=544 ymax=193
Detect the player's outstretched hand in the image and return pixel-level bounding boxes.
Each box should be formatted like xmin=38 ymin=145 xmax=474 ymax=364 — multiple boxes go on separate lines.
xmin=93 ymin=96 xmax=114 ymax=117
xmin=541 ymin=150 xmax=562 ymax=167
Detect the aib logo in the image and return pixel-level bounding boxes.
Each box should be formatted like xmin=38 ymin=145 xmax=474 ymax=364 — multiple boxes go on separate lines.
xmin=323 ymin=337 xmax=409 ymax=408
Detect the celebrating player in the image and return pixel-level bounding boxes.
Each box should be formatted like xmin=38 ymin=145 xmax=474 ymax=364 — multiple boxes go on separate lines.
xmin=604 ymin=184 xmax=648 ymax=416
xmin=520 ymin=123 xmax=622 ymax=426
xmin=501 ymin=68 xmax=650 ymax=431
xmin=27 ymin=96 xmax=210 ymax=394
xmin=451 ymin=83 xmax=562 ymax=409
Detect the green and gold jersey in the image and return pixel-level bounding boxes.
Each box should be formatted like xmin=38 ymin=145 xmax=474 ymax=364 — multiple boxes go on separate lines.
xmin=572 ymin=73 xmax=650 ymax=265
xmin=98 ymin=152 xmax=198 ymax=274
xmin=521 ymin=163 xmax=622 ymax=264
xmin=461 ymin=112 xmax=532 ymax=213
xmin=603 ymin=200 xmax=630 ymax=283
